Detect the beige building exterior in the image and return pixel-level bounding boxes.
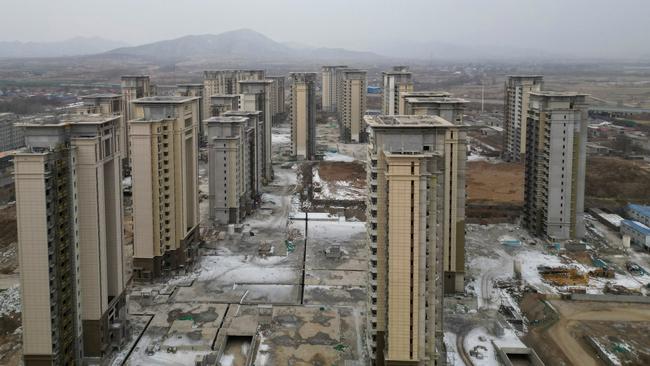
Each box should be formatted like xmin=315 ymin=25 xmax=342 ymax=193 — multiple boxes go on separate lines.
xmin=121 ymin=76 xmax=152 ymax=162
xmin=129 ymin=96 xmax=200 ymax=280
xmin=402 ymin=96 xmax=468 ymax=124
xmin=238 ymin=80 xmax=273 ymax=183
xmin=210 ymin=94 xmax=241 ymax=117
xmin=321 ymin=65 xmax=347 ymax=112
xmin=382 ymin=66 xmax=413 ymax=115
xmin=289 ymin=73 xmax=317 ymax=160
xmin=15 ymin=114 xmax=127 ymax=364
xmin=203 ymin=70 xmax=264 ymax=123
xmin=504 ymin=76 xmax=544 ymax=161
xmin=338 ymin=69 xmax=367 ymax=143
xmin=524 ymin=92 xmax=588 ymax=240
xmin=177 ymin=84 xmax=205 ymax=141
xmin=224 ymin=110 xmax=263 ymax=201
xmin=366 ymin=115 xmax=467 ymax=365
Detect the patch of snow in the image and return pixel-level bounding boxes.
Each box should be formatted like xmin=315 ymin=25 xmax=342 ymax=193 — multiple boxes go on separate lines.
xmin=323 ymin=152 xmax=355 ymax=162
xmin=444 ymin=332 xmax=466 ymax=366
xmin=0 ymin=285 xmax=20 ymax=316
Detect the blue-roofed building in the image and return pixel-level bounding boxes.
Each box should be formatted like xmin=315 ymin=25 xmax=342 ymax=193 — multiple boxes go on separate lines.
xmin=625 ymin=204 xmax=650 ymax=227
xmin=367 ymin=86 xmax=381 ymax=95
xmin=621 ymin=219 xmax=650 ymax=249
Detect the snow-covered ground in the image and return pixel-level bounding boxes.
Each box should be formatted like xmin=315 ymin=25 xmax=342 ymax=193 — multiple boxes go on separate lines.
xmin=444 ymin=332 xmax=466 ymax=366
xmin=463 ymin=326 xmax=525 ymax=366
xmin=0 ymin=285 xmax=20 ymax=316
xmin=312 ymin=167 xmax=364 ymax=201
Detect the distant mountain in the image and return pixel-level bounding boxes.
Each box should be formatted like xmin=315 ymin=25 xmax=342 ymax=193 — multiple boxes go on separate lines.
xmin=104 ymin=29 xmax=384 ymax=63
xmin=0 ymin=37 xmax=129 ymax=58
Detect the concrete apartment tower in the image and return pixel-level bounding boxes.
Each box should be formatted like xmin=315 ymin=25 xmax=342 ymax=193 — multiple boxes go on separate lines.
xmin=503 ymin=76 xmax=544 ymax=161
xmin=523 ymin=92 xmax=588 ymax=240
xmin=321 ymin=65 xmax=348 ymax=112
xmin=238 ymin=80 xmax=274 ymax=183
xmin=365 ymin=115 xmax=467 ymax=366
xmin=382 ymin=66 xmax=413 ymax=116
xmin=121 ymin=76 xmax=152 ymax=163
xmin=210 ymin=95 xmax=241 ymax=117
xmin=402 ymin=96 xmax=468 ymax=124
xmin=15 ymin=114 xmax=127 ymax=364
xmin=224 ymin=110 xmax=263 ymax=201
xmin=203 ymin=70 xmax=265 ymax=123
xmin=398 ymin=92 xmax=450 ymax=115
xmin=129 ymin=96 xmax=200 ymax=280
xmin=338 ymin=69 xmax=368 ymax=143
xmin=268 ymin=76 xmax=286 ymax=123
xmin=0 ymin=113 xmax=24 ymax=152
xmin=177 ymin=84 xmax=205 ymax=141
xmin=206 ymin=116 xmax=256 ymax=224
xmin=289 ymin=72 xmax=317 ymax=160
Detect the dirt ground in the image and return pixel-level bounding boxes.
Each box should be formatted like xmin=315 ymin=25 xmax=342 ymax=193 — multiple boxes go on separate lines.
xmin=317 ymin=161 xmax=365 ymax=187
xmin=523 ymin=297 xmax=650 ymax=366
xmin=585 ymin=157 xmax=650 ymax=209
xmin=466 ymin=161 xmax=524 ymax=204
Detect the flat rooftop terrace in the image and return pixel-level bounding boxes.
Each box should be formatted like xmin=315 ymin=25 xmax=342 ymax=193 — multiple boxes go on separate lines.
xmin=133 ymin=96 xmax=199 ymax=104
xmin=365 ymin=114 xmax=455 ymax=127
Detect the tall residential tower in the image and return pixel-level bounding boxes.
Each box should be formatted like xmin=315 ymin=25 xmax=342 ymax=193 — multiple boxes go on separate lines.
xmin=289 ymin=73 xmax=317 ymax=160
xmin=338 ymin=69 xmax=368 ymax=143
xmin=321 ymin=65 xmax=348 ymax=112
xmin=129 ymin=96 xmax=200 ymax=280
xmin=503 ymin=76 xmax=544 ymax=161
xmin=523 ymin=92 xmax=588 ymax=240
xmin=366 ymin=115 xmax=467 ymax=365
xmin=382 ymin=66 xmax=413 ymax=116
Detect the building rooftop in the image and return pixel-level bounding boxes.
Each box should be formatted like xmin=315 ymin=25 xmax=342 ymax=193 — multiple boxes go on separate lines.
xmin=507 ymin=75 xmax=544 ymax=79
xmin=365 ymin=115 xmax=456 ymax=128
xmin=404 ymin=97 xmax=468 ymax=104
xmin=210 ymin=94 xmax=240 ymax=99
xmin=223 ymin=110 xmax=262 ymax=117
xmin=622 ymin=219 xmax=650 ymax=236
xmin=18 ymin=114 xmax=119 ymax=127
xmin=237 ymin=79 xmax=273 ymax=85
xmin=402 ymin=91 xmax=451 ymax=98
xmin=628 ymin=204 xmax=650 ymax=218
xmin=529 ymin=91 xmax=589 ymax=98
xmin=81 ymin=93 xmax=121 ymax=99
xmin=132 ymin=96 xmax=199 ymax=104
xmin=205 ymin=116 xmax=248 ymax=124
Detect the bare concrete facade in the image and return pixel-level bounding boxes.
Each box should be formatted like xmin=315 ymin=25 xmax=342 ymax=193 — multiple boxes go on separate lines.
xmin=402 ymin=96 xmax=468 ymax=124
xmin=238 ymin=80 xmax=274 ymax=183
xmin=503 ymin=76 xmax=544 ymax=162
xmin=366 ymin=115 xmax=467 ymax=365
xmin=224 ymin=110 xmax=263 ymax=201
xmin=338 ymin=69 xmax=367 ymax=143
xmin=397 ymin=92 xmax=450 ymax=116
xmin=382 ymin=66 xmax=413 ymax=116
xmin=129 ymin=96 xmax=200 ymax=281
xmin=524 ymin=91 xmax=588 ymax=240
xmin=0 ymin=112 xmax=23 ymax=152
xmin=268 ymin=76 xmax=286 ymax=122
xmin=206 ymin=116 xmax=254 ymax=225
xmin=289 ymin=72 xmax=317 ymax=160
xmin=210 ymin=94 xmax=240 ymax=117
xmin=15 ymin=114 xmax=128 ymax=364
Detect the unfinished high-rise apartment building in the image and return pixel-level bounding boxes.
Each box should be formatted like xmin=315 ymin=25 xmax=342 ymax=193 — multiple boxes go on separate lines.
xmin=0 ymin=112 xmax=24 ymax=152
xmin=365 ymin=115 xmax=467 ymax=365
xmin=398 ymin=92 xmax=450 ymax=115
xmin=121 ymin=76 xmax=152 ymax=163
xmin=289 ymin=72 xmax=317 ymax=160
xmin=268 ymin=76 xmax=286 ymax=123
xmin=129 ymin=96 xmax=200 ymax=280
xmin=321 ymin=65 xmax=348 ymax=112
xmin=402 ymin=96 xmax=468 ymax=124
xmin=239 ymin=80 xmax=273 ymax=183
xmin=75 ymin=93 xmax=124 ymax=155
xmin=382 ymin=66 xmax=413 ymax=116
xmin=338 ymin=69 xmax=368 ymax=143
xmin=210 ymin=94 xmax=241 ymax=117
xmin=206 ymin=115 xmax=256 ymax=224
xmin=15 ymin=114 xmax=127 ymax=365
xmin=203 ymin=70 xmax=264 ymax=122
xmin=224 ymin=110 xmax=263 ymax=201
xmin=177 ymin=84 xmax=205 ymax=141
xmin=504 ymin=76 xmax=544 ymax=161
xmin=523 ymin=92 xmax=588 ymax=240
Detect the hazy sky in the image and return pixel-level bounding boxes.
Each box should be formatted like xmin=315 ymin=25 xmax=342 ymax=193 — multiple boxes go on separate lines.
xmin=3 ymin=0 xmax=650 ymax=57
